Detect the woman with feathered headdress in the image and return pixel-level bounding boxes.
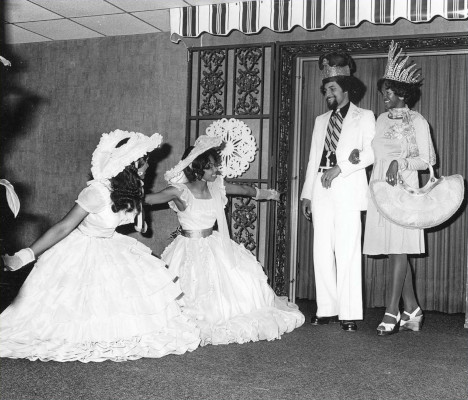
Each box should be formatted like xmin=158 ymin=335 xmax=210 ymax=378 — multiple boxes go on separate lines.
xmin=363 ymin=42 xmax=436 ymax=336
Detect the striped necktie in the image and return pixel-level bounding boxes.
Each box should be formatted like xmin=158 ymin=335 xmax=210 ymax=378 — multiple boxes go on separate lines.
xmin=325 ymin=110 xmax=343 ymax=152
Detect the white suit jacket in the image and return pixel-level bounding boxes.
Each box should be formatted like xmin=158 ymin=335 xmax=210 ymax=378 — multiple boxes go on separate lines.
xmin=300 ymin=102 xmax=376 ymax=211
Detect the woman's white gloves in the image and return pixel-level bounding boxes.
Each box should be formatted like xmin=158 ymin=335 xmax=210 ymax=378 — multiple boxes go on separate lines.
xmin=2 ymin=248 xmax=35 ymax=271
xmin=253 ymin=188 xmax=281 ymax=201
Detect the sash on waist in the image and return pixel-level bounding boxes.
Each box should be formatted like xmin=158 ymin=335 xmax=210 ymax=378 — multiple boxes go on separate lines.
xmin=181 ymin=227 xmax=213 ymax=238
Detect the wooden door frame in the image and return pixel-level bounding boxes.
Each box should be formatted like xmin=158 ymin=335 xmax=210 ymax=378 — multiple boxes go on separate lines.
xmin=273 ymin=34 xmax=468 ymax=298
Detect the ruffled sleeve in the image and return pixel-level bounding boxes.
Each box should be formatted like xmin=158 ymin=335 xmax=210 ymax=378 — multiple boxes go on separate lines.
xmin=167 ymin=183 xmax=192 ymax=212
xmin=208 ymin=176 xmax=227 ymax=207
xmin=75 ymin=181 xmax=110 ymax=214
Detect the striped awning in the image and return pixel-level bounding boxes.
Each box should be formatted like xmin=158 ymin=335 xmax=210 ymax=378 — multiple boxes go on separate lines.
xmin=170 ymin=0 xmax=468 ymax=41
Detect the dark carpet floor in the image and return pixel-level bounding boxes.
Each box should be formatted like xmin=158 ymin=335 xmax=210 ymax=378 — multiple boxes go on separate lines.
xmin=0 ymin=298 xmax=467 ymax=400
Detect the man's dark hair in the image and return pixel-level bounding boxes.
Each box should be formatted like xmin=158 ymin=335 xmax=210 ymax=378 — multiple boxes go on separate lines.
xmin=318 ymin=52 xmax=366 ymax=103
xmin=320 ymin=76 xmax=367 ymax=104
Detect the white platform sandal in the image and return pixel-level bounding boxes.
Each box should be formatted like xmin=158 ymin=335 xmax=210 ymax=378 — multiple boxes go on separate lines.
xmin=400 ymin=307 xmax=424 ymax=331
xmin=377 ymin=312 xmax=400 ymax=336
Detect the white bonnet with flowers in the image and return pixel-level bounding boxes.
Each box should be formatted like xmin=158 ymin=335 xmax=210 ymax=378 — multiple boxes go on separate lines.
xmin=164 ymin=135 xmax=223 ymax=184
xmin=91 ymin=129 xmax=163 ymax=180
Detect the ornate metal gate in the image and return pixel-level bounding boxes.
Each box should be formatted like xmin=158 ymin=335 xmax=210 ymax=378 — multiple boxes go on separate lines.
xmin=186 ymin=43 xmax=287 ymax=294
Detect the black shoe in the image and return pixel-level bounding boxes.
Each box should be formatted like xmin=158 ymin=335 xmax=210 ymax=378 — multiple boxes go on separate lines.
xmin=340 ymin=320 xmax=357 ymax=332
xmin=311 ymin=315 xmax=339 ymax=325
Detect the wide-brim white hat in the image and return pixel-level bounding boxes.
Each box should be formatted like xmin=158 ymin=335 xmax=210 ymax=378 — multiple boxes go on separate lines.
xmin=164 ymin=135 xmax=223 ymax=183
xmin=91 ymin=129 xmax=163 ymax=180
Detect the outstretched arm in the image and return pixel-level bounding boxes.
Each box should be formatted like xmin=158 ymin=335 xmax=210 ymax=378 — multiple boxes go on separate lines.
xmin=144 ymin=186 xmax=186 ymax=210
xmin=3 ymin=204 xmax=88 ymax=271
xmin=224 ymin=182 xmax=256 ymax=197
xmin=30 ymin=204 xmax=88 ymax=256
xmin=224 ymin=182 xmax=280 ymax=201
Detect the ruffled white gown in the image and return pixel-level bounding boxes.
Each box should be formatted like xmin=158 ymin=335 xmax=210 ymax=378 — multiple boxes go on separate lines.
xmin=0 ymin=181 xmax=200 ymax=362
xmin=161 ymin=177 xmax=305 ymax=346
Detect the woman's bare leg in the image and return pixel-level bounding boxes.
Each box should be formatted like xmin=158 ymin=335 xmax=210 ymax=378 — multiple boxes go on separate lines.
xmin=381 ymin=254 xmax=407 ymax=324
xmin=401 ymin=261 xmax=422 ymax=320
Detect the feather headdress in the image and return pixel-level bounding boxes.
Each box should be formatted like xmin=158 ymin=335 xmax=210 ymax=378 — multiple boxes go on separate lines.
xmin=383 ymin=41 xmax=422 ymax=84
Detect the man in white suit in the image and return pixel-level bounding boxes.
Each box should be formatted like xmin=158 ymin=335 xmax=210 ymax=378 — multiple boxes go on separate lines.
xmin=301 ymin=52 xmax=375 ymax=331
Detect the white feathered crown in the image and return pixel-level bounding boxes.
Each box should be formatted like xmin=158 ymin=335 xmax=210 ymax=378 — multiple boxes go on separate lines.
xmin=91 ymin=129 xmax=163 ymax=180
xmin=383 ymin=41 xmax=422 ymax=84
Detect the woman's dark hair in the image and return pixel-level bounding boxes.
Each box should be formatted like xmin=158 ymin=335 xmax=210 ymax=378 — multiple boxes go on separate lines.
xmin=320 ymin=76 xmax=367 ymax=104
xmin=182 ymin=146 xmax=222 ymax=182
xmin=109 ymin=138 xmax=145 ymax=213
xmin=377 ymin=78 xmax=422 ymax=108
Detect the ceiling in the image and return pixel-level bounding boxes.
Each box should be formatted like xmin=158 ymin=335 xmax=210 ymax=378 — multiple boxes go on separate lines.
xmin=3 ymin=0 xmax=241 ymax=44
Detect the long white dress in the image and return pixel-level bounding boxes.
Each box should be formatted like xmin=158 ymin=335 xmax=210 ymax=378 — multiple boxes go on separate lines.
xmin=161 ymin=177 xmax=305 ymax=346
xmin=0 ymin=181 xmax=200 ymax=362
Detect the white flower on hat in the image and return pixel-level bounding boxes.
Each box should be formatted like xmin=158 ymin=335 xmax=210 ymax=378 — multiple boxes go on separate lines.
xmin=91 ymin=129 xmax=163 ymax=180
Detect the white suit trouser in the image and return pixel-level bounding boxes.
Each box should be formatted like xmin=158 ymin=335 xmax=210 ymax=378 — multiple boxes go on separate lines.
xmin=311 ymin=176 xmax=363 ymax=320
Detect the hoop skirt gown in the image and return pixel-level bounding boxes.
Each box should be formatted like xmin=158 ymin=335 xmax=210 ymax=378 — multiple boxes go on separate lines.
xmin=0 ymin=181 xmax=200 ymax=362
xmin=161 ymin=177 xmax=305 ymax=346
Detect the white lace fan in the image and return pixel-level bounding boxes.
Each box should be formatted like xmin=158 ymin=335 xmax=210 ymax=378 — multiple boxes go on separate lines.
xmin=205 ymin=118 xmax=257 ymax=178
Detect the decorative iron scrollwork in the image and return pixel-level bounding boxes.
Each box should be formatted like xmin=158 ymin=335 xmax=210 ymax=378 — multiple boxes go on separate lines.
xmin=235 ymin=48 xmax=262 ymax=115
xmin=199 ymin=50 xmax=226 ymax=116
xmin=230 ymin=197 xmax=257 ymax=251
